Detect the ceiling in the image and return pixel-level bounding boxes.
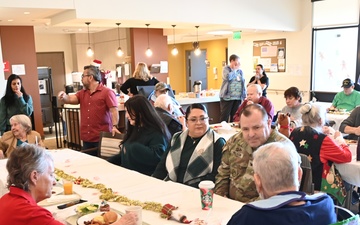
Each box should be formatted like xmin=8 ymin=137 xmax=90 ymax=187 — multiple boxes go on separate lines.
xmin=0 ymin=8 xmax=271 ymax=44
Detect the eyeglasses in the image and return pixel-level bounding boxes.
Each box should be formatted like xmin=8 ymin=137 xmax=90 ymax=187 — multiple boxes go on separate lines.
xmin=187 ymin=117 xmax=209 ymax=123
xmin=81 ymin=74 xmax=92 ymax=78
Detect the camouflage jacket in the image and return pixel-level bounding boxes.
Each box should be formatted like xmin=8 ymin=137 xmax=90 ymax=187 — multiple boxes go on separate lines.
xmin=214 ymin=129 xmax=292 ymax=203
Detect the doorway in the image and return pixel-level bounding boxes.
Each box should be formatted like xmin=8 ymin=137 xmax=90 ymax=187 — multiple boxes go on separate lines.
xmin=185 ymin=50 xmax=207 ymax=92
xmin=36 ymin=52 xmax=66 ymax=107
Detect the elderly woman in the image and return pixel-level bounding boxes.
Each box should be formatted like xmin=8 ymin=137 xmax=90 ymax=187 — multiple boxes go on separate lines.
xmin=0 ymin=114 xmax=44 ymax=159
xmin=0 ymin=145 xmax=138 ymax=225
xmin=289 ymin=103 xmax=351 ymax=191
xmin=120 ymin=62 xmax=159 ymax=96
xmin=153 ymin=103 xmax=226 ymax=188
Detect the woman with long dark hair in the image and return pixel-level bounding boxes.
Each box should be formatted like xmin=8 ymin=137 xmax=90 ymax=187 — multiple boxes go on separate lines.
xmin=248 ymin=64 xmax=269 ymax=97
xmin=108 ymin=95 xmax=170 ymax=176
xmin=0 ymin=74 xmax=33 ymax=134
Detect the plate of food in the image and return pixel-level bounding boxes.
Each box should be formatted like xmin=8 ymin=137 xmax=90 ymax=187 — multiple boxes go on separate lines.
xmin=75 ymin=203 xmax=99 ymax=216
xmin=77 ymin=211 xmax=121 ymax=225
xmin=51 ymin=186 xmax=64 ymax=195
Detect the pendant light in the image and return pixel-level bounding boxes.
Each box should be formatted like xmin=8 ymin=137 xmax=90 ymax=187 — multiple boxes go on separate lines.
xmin=85 ymin=22 xmax=94 ymax=57
xmin=194 ymin=25 xmax=201 ymax=56
xmin=171 ymin=25 xmax=178 ymax=56
xmin=116 ymin=23 xmax=124 ymax=57
xmin=145 ymin=24 xmax=153 ymax=57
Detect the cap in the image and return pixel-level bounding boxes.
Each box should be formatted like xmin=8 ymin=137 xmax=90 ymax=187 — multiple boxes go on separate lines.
xmin=341 ymin=78 xmax=354 ymax=88
xmin=155 ymin=82 xmax=170 ymax=91
xmin=91 ymin=59 xmax=102 ymax=67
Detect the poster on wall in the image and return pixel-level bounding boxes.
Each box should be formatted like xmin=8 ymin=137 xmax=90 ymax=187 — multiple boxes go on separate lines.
xmin=38 ymin=80 xmax=47 ymax=94
xmin=253 ymin=39 xmax=286 ymax=72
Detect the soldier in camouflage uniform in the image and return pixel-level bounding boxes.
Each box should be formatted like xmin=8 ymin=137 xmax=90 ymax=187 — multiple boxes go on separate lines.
xmin=214 ymin=104 xmax=292 ymax=202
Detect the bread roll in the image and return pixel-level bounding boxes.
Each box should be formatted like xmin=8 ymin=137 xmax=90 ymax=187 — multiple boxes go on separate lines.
xmin=103 ymin=211 xmax=118 ymax=224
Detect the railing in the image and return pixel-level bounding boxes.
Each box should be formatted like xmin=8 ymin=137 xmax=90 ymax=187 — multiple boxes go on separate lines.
xmin=53 ymin=107 xmax=82 ymax=150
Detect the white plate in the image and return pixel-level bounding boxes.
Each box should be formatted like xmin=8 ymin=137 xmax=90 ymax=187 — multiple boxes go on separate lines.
xmin=77 ymin=211 xmax=121 ymax=225
xmin=51 ymin=186 xmax=64 ymax=195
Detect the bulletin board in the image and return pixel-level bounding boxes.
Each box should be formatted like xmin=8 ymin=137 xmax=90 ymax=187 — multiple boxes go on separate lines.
xmin=253 ymin=39 xmax=286 ymax=72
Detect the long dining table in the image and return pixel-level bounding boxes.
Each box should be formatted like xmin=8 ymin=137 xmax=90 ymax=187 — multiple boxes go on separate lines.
xmin=0 ymin=149 xmax=244 ymax=225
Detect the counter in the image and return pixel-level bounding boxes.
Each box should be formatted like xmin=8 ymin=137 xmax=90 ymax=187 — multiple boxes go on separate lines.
xmin=175 ymin=95 xmax=221 ymax=124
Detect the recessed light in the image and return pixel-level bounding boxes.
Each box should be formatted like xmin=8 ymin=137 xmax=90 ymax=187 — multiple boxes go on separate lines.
xmin=7 ymin=19 xmax=13 ymax=22
xmin=24 ymin=12 xmax=30 ymax=15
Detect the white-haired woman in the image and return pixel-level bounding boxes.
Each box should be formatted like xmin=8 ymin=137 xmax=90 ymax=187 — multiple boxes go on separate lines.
xmin=0 ymin=145 xmax=137 ymax=225
xmin=0 ymin=114 xmax=44 ymax=159
xmin=289 ymin=103 xmax=351 ymax=191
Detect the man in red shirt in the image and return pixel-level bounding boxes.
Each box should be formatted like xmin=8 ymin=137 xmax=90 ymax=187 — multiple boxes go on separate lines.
xmin=58 ymin=65 xmax=119 ymax=153
xmin=233 ymin=84 xmax=274 ymax=123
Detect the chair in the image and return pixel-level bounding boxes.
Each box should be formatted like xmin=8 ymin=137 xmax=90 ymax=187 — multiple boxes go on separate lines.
xmin=98 ymin=131 xmax=125 ymax=159
xmin=330 ymin=205 xmax=359 ymax=225
xmin=137 ymin=85 xmax=155 ymax=99
xmin=299 ymin=153 xmax=315 ymax=194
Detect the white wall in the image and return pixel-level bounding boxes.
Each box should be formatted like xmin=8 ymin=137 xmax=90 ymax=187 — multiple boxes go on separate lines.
xmin=227 ymin=0 xmax=312 ymax=112
xmin=34 ymin=33 xmax=74 ymax=85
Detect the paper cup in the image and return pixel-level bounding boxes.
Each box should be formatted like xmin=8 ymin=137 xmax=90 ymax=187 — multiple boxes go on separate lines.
xmin=198 ymin=180 xmax=215 ymax=210
xmin=125 ymin=206 xmax=142 ymax=225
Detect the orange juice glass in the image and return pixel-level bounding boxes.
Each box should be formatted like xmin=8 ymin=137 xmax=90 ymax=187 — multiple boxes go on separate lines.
xmin=63 ymin=179 xmax=73 ymax=195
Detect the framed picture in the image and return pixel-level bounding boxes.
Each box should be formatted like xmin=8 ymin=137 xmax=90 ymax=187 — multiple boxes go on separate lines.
xmin=39 ymin=80 xmax=47 ymax=94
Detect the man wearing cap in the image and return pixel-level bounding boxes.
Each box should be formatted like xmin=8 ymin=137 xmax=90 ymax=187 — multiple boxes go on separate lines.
xmin=58 ymin=65 xmax=120 ymax=155
xmin=149 ymin=82 xmax=184 ymax=117
xmin=329 ymin=78 xmax=360 ymax=112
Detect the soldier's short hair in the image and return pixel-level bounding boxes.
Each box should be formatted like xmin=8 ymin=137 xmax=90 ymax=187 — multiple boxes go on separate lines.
xmin=240 ymin=104 xmax=268 ymax=121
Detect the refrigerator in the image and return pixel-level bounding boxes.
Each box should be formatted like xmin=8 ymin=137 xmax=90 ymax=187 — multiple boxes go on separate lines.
xmin=38 ymin=67 xmax=55 ymax=133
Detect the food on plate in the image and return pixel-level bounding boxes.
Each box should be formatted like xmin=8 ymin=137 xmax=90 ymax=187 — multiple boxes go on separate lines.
xmin=100 ymin=203 xmax=110 ymax=212
xmin=83 ymin=211 xmax=118 ymax=225
xmin=76 ymin=203 xmax=99 ymax=216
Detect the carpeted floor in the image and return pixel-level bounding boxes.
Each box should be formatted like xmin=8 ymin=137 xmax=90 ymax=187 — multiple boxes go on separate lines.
xmin=43 ymin=127 xmax=63 ymax=149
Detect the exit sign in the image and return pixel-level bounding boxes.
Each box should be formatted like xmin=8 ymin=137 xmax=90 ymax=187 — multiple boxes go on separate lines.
xmin=233 ymin=31 xmax=241 ymax=40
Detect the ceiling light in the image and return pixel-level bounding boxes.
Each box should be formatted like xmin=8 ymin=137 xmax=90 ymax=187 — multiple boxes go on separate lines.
xmin=145 ymin=24 xmax=152 ymax=57
xmin=116 ymin=23 xmax=124 ymax=57
xmin=85 ymin=22 xmax=94 ymax=57
xmin=171 ymin=25 xmax=178 ymax=56
xmin=194 ymin=26 xmax=201 ymax=56
xmin=24 ymin=12 xmax=30 ymax=15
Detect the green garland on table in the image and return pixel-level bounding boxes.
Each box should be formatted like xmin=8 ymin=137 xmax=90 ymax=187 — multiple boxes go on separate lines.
xmin=55 ymin=168 xmax=164 ymax=213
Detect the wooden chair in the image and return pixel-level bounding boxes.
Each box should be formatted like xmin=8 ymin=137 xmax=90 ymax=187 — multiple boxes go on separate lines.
xmin=98 ymin=131 xmax=125 ymax=159
xmin=299 ymin=153 xmax=315 ymax=194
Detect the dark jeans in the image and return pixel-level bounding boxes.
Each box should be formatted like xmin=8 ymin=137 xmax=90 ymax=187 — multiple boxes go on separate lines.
xmin=220 ymin=99 xmax=242 ymax=122
xmin=82 ymin=141 xmax=99 ymax=156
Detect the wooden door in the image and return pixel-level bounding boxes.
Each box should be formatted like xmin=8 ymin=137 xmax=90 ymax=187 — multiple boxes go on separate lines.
xmin=36 ymin=52 xmax=66 ymax=107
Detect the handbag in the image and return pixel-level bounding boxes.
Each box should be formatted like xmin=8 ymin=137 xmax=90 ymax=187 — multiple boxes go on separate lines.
xmin=321 ymin=161 xmax=347 ymax=204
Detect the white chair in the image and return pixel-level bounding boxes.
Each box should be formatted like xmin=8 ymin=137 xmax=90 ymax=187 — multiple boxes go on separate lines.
xmin=98 ymin=132 xmax=124 ymax=159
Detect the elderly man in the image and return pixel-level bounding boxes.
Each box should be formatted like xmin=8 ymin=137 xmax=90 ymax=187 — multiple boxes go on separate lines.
xmin=339 ymin=106 xmax=360 ymax=140
xmin=329 ymin=78 xmax=360 ymax=111
xmin=58 ymin=65 xmax=119 ymax=154
xmin=154 ymin=94 xmax=186 ymax=136
xmin=215 ymin=104 xmax=292 ymax=202
xmin=233 ymin=84 xmax=274 ymax=122
xmin=227 ymin=142 xmax=336 ymax=225
xmin=149 ymin=82 xmax=183 ymax=117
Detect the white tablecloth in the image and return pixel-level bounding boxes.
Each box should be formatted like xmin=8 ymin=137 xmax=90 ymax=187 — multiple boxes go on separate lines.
xmin=0 ymin=149 xmax=244 ymax=225
xmin=335 ymin=144 xmax=360 ymax=187
xmin=326 ymin=113 xmax=349 ymax=131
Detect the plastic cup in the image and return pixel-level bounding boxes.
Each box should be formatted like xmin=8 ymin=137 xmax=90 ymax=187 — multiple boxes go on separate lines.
xmin=63 ymin=179 xmax=73 ymax=195
xmin=125 ymin=206 xmax=142 ymax=225
xmin=198 ymin=180 xmax=215 ymax=210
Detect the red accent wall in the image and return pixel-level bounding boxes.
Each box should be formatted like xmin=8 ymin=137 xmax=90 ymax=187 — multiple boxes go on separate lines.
xmin=130 ymin=28 xmax=168 ymax=83
xmin=0 ymin=26 xmax=44 ymax=136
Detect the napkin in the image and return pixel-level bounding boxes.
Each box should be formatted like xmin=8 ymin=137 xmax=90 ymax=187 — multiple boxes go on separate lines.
xmin=38 ymin=194 xmax=81 ymax=206
xmin=220 ymin=121 xmax=232 ymax=130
